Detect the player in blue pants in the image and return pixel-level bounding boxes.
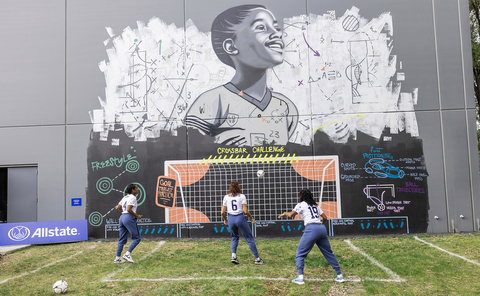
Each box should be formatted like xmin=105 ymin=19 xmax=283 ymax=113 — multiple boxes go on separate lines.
xmin=114 ymin=184 xmax=143 ymax=263
xmin=279 ymin=189 xmax=344 ymax=284
xmin=221 ymin=181 xmax=264 ymax=265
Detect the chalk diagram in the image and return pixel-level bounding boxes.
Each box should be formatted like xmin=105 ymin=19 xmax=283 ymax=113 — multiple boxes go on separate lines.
xmin=88 ymin=160 xmax=145 ymax=227
xmin=365 ymin=158 xmax=405 ymax=178
xmin=363 ymin=183 xmax=395 ymax=211
xmin=93 ymin=7 xmax=419 ymax=146
xmin=346 ymin=30 xmax=383 ymax=104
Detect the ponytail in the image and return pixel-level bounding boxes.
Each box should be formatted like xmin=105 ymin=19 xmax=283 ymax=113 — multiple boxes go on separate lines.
xmin=228 ymin=181 xmax=242 ymax=197
xmin=299 ymin=189 xmax=317 ymax=206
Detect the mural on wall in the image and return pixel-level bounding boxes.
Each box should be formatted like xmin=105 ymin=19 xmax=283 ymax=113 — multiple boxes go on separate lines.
xmin=86 ymin=5 xmax=428 ymax=238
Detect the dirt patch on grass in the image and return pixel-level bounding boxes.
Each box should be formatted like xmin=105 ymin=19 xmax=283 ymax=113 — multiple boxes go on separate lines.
xmin=325 ymin=282 xmax=366 ymax=296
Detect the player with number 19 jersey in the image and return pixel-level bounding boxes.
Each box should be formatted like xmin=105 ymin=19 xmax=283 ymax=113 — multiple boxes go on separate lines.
xmin=293 ymin=202 xmax=323 ymax=225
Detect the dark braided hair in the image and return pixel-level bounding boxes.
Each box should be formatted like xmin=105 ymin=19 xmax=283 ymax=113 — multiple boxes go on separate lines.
xmin=126 ymin=183 xmax=137 ymax=194
xmin=228 ymin=181 xmax=242 ymax=197
xmin=299 ymin=189 xmax=317 ymax=206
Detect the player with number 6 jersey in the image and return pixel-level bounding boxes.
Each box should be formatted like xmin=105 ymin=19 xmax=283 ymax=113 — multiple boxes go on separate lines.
xmin=279 ymin=189 xmax=344 ymax=285
xmin=221 ymin=181 xmax=264 ymax=265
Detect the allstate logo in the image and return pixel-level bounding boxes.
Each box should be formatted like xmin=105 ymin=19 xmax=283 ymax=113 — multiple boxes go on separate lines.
xmin=8 ymin=226 xmax=31 ymax=241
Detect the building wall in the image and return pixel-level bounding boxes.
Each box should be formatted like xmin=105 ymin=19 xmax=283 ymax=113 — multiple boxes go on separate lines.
xmin=0 ymin=0 xmax=478 ymax=238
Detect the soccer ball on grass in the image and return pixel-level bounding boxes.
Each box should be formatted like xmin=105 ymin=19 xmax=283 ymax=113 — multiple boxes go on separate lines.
xmin=52 ymin=280 xmax=68 ymax=294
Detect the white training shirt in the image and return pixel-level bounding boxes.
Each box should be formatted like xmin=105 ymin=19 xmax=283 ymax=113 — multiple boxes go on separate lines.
xmin=184 ymin=83 xmax=298 ymax=146
xmin=223 ymin=193 xmax=247 ymax=215
xmin=118 ymin=194 xmax=138 ymax=214
xmin=293 ymin=201 xmax=324 ymax=225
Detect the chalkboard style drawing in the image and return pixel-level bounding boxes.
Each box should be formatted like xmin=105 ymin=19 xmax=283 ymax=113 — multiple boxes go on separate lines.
xmin=364 ymin=158 xmax=405 ymax=178
xmin=91 ymin=6 xmax=420 ymax=146
xmin=346 ymin=31 xmax=384 ymax=104
xmin=363 ymin=183 xmax=395 ymax=212
xmin=163 ymin=156 xmax=340 ymax=223
xmin=88 ymin=182 xmax=146 ymax=227
xmin=184 ymin=5 xmax=298 ymax=146
xmin=156 ymin=176 xmax=177 ymax=208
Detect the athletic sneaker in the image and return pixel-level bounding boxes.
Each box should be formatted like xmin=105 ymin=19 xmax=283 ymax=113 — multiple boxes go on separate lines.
xmin=122 ymin=253 xmax=135 ymax=263
xmin=292 ymin=276 xmax=304 ymax=285
xmin=231 ymin=257 xmax=239 ymax=264
xmin=113 ymin=257 xmax=125 ymax=263
xmin=254 ymin=258 xmax=265 ymax=265
xmin=335 ymin=275 xmax=345 ymax=283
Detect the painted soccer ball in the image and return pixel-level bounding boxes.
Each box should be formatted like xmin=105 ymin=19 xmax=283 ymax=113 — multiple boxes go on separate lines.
xmin=52 ymin=280 xmax=68 ymax=294
xmin=256 ymin=170 xmax=265 ymax=178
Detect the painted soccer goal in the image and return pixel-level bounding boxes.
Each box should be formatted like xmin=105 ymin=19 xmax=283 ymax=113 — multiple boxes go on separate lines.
xmin=163 ymin=155 xmax=341 ymax=223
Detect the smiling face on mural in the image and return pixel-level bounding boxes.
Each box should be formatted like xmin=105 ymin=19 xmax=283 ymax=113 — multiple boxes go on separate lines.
xmin=225 ymin=8 xmax=284 ymax=69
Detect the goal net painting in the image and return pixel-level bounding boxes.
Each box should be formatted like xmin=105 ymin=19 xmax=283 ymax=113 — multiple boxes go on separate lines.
xmin=159 ymin=155 xmax=341 ymax=223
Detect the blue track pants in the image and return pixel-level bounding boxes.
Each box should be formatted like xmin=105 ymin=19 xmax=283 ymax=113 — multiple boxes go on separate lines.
xmin=116 ymin=213 xmax=141 ymax=256
xmin=228 ymin=214 xmax=259 ymax=258
xmin=296 ymin=223 xmax=341 ymax=275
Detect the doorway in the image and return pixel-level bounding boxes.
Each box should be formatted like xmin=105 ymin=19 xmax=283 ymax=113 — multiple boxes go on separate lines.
xmin=0 ymin=168 xmax=6 ymax=222
xmin=0 ymin=166 xmax=38 ymax=223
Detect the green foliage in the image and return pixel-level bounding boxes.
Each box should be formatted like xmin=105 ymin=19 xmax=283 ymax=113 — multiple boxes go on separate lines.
xmin=471 ymin=0 xmax=480 ymax=103
xmin=470 ymin=0 xmax=480 ymax=166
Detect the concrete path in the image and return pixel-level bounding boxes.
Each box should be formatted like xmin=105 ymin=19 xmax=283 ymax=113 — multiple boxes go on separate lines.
xmin=0 ymin=244 xmax=30 ymax=255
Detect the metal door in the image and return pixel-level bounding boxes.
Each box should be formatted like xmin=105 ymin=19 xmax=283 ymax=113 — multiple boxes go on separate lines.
xmin=7 ymin=167 xmax=38 ymax=223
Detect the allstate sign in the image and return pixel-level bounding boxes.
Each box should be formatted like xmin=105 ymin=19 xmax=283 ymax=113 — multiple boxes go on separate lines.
xmin=0 ymin=220 xmax=88 ymax=246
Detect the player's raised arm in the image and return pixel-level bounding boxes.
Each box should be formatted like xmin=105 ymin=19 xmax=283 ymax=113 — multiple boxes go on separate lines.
xmin=279 ymin=210 xmax=297 ymax=219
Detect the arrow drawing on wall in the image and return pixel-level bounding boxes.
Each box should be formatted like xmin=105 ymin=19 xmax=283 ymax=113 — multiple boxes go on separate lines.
xmin=303 ymin=33 xmax=320 ymax=57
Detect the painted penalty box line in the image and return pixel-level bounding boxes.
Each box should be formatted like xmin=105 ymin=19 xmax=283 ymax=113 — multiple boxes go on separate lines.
xmin=102 ymin=239 xmax=402 ymax=283
xmin=414 ymin=236 xmax=480 ymax=267
xmin=101 ymin=240 xmax=166 ymax=282
xmin=104 ymin=276 xmax=401 ymax=283
xmin=0 ymin=243 xmax=100 ymax=285
xmin=344 ymin=239 xmax=406 ymax=282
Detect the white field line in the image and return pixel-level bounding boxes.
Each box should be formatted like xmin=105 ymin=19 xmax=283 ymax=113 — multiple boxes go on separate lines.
xmin=344 ymin=239 xmax=405 ymax=282
xmin=0 ymin=243 xmax=99 ymax=285
xmin=102 ymin=240 xmax=166 ymax=282
xmin=414 ymin=236 xmax=480 ymax=267
xmin=104 ymin=276 xmax=399 ymax=283
xmin=102 ymin=240 xmax=402 ymax=283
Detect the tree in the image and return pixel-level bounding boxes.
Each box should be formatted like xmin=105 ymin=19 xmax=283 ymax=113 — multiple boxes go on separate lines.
xmin=469 ymin=0 xmax=480 ymax=160
xmin=471 ymin=1 xmax=480 ymax=104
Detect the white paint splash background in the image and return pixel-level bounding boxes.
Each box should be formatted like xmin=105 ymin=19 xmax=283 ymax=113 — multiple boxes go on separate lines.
xmin=90 ymin=6 xmax=418 ymax=145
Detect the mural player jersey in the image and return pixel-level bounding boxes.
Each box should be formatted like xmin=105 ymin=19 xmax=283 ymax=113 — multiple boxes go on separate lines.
xmin=118 ymin=194 xmax=138 ymax=214
xmin=223 ymin=193 xmax=247 ymax=215
xmin=185 ymin=83 xmax=298 ymax=146
xmin=294 ymin=201 xmax=324 ymax=225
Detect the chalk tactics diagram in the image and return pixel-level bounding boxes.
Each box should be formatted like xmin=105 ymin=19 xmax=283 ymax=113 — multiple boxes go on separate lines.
xmin=92 ymin=6 xmax=420 ymax=146
xmin=363 ymin=183 xmax=395 ymax=211
xmin=88 ymin=149 xmax=145 ymax=227
xmin=364 ymin=158 xmax=405 ymax=179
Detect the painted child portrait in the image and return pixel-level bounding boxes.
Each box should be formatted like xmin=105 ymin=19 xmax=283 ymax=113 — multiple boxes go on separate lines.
xmin=184 ymin=4 xmax=298 ymax=146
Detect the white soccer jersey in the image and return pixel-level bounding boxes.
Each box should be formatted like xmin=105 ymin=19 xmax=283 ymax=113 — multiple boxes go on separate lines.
xmin=118 ymin=194 xmax=138 ymax=214
xmin=293 ymin=201 xmax=324 ymax=225
xmin=184 ymin=83 xmax=298 ymax=146
xmin=223 ymin=193 xmax=247 ymax=215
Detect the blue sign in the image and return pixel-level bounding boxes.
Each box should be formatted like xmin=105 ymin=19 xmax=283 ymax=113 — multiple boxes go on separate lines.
xmin=71 ymin=198 xmax=82 ymax=206
xmin=0 ymin=220 xmax=88 ymax=246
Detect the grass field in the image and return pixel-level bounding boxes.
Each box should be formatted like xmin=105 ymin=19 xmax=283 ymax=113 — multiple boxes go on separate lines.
xmin=1 ymin=233 xmax=480 ymax=295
